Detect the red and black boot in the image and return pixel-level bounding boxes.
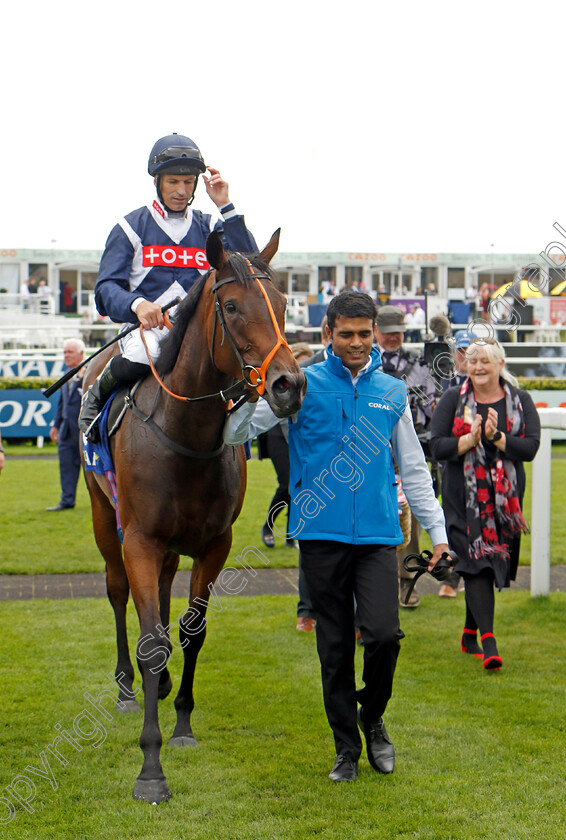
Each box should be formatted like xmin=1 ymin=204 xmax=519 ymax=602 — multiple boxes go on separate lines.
xmin=481 ymin=632 xmax=503 ymax=670
xmin=461 ymin=627 xmax=483 ymax=658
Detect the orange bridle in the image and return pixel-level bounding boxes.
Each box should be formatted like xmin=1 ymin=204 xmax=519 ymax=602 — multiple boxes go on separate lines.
xmin=237 ymin=259 xmax=292 ymax=395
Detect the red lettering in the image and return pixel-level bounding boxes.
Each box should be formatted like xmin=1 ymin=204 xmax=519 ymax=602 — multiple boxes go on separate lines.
xmin=142 ymin=246 xmax=209 ymax=269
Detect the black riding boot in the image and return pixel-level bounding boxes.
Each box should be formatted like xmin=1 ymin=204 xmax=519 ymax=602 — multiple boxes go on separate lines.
xmin=79 ymin=360 xmax=119 ymax=443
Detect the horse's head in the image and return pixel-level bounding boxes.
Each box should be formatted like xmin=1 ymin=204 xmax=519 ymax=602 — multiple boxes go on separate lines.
xmin=206 ymin=230 xmax=306 ymax=418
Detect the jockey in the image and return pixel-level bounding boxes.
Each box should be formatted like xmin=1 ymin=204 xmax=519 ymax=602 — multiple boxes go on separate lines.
xmin=79 ymin=133 xmax=258 ymax=442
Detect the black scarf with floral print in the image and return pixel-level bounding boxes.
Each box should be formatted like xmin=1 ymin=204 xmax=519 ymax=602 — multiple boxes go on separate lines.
xmin=452 ymin=378 xmax=529 ymax=587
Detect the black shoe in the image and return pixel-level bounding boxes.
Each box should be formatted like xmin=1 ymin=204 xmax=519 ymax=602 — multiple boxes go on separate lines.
xmin=358 ymin=708 xmax=395 ymax=774
xmin=261 ymin=523 xmax=275 ymax=548
xmin=285 ymin=538 xmax=298 ymax=549
xmin=46 ymin=503 xmax=75 ymax=511
xmin=328 ymin=754 xmax=358 ymax=782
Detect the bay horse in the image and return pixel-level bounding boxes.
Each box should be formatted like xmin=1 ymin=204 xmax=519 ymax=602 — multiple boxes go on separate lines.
xmin=82 ymin=230 xmax=306 ymax=802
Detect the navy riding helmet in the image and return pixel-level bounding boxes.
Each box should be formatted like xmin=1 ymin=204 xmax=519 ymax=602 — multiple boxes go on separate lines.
xmin=148 ymin=133 xmax=206 ymax=207
xmin=148 ymin=133 xmax=206 ymax=176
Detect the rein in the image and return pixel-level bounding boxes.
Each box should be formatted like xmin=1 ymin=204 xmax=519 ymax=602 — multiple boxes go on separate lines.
xmin=140 ymin=324 xmax=251 ymax=410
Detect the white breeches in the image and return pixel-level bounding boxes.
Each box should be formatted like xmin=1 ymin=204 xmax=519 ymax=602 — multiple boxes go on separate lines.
xmin=119 ymin=326 xmax=167 ymax=364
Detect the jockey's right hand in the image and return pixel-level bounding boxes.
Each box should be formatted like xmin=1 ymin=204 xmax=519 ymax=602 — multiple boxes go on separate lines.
xmin=137 ymin=301 xmax=165 ymax=330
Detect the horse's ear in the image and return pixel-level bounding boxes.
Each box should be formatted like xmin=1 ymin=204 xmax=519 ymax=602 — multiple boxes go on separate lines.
xmin=258 ymin=229 xmax=281 ymax=265
xmin=206 ymin=231 xmax=228 ymax=272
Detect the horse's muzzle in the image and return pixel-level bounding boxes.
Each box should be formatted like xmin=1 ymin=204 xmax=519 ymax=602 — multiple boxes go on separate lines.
xmin=266 ymin=370 xmax=307 ymax=418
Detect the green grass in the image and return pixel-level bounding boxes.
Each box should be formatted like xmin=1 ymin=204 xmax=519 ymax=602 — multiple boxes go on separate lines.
xmin=1 ymin=447 xmax=566 ymax=575
xmin=0 ymin=592 xmax=564 ymax=839
xmin=0 ymin=455 xmax=299 ymax=575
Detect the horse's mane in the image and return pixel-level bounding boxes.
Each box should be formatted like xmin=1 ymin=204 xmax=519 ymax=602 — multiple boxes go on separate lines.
xmin=156 ymin=251 xmax=277 ymax=375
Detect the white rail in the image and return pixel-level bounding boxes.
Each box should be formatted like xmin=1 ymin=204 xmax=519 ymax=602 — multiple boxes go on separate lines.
xmin=531 ymin=407 xmax=566 ymax=596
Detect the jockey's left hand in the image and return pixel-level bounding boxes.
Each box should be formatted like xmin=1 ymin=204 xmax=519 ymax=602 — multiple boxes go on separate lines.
xmin=137 ymin=300 xmax=165 ymax=330
xmin=203 ymin=167 xmax=230 ymax=208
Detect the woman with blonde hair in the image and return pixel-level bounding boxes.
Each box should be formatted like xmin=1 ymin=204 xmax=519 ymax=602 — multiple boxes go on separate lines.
xmin=430 ymin=338 xmax=540 ymax=670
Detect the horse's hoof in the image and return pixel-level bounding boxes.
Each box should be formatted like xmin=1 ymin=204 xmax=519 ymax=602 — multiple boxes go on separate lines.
xmin=132 ymin=777 xmax=172 ymax=803
xmin=116 ymin=698 xmax=142 ymax=713
xmin=158 ymin=674 xmax=173 ymax=700
xmin=169 ymin=734 xmax=197 ymax=748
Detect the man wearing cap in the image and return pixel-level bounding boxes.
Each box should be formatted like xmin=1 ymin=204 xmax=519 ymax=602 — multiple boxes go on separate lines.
xmin=374 ymin=305 xmax=436 ymax=440
xmin=375 ymin=305 xmax=437 ymax=608
xmin=79 ymin=132 xmax=257 ymax=441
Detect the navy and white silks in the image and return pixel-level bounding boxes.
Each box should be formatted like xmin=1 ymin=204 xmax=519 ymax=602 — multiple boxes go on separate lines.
xmin=94 ymin=197 xmax=257 ymax=364
xmin=224 ymin=346 xmax=447 ymax=546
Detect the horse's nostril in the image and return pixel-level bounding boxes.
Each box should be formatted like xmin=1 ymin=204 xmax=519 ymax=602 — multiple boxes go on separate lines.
xmin=272 ymin=376 xmax=291 ymax=394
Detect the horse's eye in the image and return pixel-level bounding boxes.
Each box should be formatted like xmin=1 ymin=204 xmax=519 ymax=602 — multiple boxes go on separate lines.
xmin=224 ymin=302 xmax=237 ymax=315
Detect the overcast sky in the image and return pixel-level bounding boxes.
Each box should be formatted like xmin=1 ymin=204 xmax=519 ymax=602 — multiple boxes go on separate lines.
xmin=2 ymin=1 xmax=565 ymax=257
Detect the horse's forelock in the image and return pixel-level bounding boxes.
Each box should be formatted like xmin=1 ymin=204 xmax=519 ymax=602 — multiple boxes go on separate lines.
xmin=226 ymin=252 xmax=276 ymax=287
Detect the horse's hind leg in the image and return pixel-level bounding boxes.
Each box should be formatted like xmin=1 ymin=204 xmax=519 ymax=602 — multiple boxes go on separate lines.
xmin=169 ymin=532 xmax=231 ymax=748
xmin=88 ymin=476 xmax=140 ymax=711
xmin=157 ymin=550 xmax=179 ymax=701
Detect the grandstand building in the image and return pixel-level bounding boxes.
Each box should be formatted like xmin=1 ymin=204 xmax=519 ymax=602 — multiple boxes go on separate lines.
xmin=1 ymin=245 xmax=565 ymax=320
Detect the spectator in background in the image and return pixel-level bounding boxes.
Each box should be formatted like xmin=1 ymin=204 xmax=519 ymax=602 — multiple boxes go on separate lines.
xmin=405 ymin=303 xmax=425 ymax=342
xmin=21 ymin=280 xmax=32 ymax=310
xmin=290 ymin=342 xmax=315 ymax=364
xmin=374 ymin=306 xmax=436 ymax=608
xmin=441 ymin=329 xmax=471 ymax=393
xmin=479 ymin=283 xmax=491 ymax=321
xmin=302 ymin=316 xmax=328 ymax=368
xmin=430 ymin=339 xmax=540 ymax=670
xmin=466 ymin=284 xmax=478 ymax=318
xmin=37 ymin=278 xmax=55 ymax=314
xmin=436 ymin=329 xmax=471 ymax=598
xmin=61 ymin=281 xmax=75 ymax=313
xmin=46 ymin=339 xmax=86 ymax=511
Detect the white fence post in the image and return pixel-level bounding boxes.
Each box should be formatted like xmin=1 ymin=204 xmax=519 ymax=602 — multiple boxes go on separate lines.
xmin=530 ymin=408 xmax=566 ymax=597
xmin=531 ymin=427 xmax=551 ymax=596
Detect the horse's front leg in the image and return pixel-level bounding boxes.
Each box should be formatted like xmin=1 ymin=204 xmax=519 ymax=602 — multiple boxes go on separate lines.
xmin=124 ymin=535 xmax=172 ymax=803
xmin=157 ymin=550 xmax=180 ymax=701
xmin=169 ymin=531 xmax=231 ymax=748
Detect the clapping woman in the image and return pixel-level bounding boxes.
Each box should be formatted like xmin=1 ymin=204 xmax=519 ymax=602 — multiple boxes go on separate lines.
xmin=430 ymin=339 xmax=540 ymax=670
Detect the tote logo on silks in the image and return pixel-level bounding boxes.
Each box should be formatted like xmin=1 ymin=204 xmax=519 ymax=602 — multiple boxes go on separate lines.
xmin=142 ymin=245 xmax=209 ymax=269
